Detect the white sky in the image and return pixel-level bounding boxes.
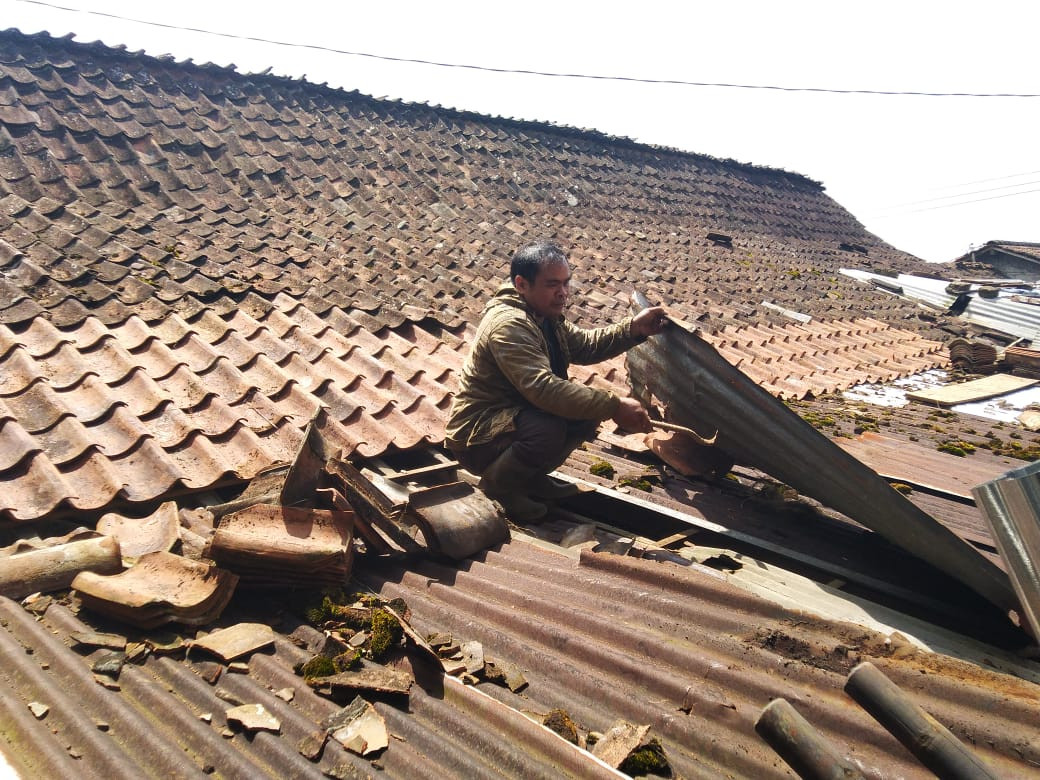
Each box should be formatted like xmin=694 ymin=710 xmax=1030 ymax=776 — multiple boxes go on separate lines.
xmin=3 ymin=0 xmax=1038 ymax=263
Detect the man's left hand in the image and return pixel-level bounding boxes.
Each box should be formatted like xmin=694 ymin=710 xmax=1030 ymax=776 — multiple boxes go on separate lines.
xmin=631 ymin=306 xmax=670 ymax=338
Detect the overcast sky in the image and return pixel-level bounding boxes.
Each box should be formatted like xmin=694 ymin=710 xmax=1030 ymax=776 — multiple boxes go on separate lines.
xmin=3 ymin=0 xmax=1038 ymax=263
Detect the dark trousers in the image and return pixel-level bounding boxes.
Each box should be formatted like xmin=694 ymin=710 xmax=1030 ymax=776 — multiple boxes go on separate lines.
xmin=451 ymin=409 xmax=599 ymax=475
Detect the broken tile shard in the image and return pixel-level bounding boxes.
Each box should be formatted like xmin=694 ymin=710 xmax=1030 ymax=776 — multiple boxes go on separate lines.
xmin=591 ymin=721 xmax=652 ymax=768
xmin=189 ymin=622 xmax=275 ymax=662
xmin=96 ymin=501 xmax=179 ymax=559
xmin=330 ymin=699 xmax=388 ymax=756
xmin=459 ymin=640 xmax=484 ymax=674
xmin=226 ymin=703 xmax=280 ymax=734
xmin=274 ymin=687 xmax=295 ymax=702
xmin=298 ymin=729 xmax=329 ymax=761
xmin=71 ymin=630 xmax=127 ymax=651
xmin=91 ymin=651 xmax=126 ymax=677
xmin=308 ymin=667 xmax=413 ymax=696
xmin=484 ymin=659 xmax=528 ymax=692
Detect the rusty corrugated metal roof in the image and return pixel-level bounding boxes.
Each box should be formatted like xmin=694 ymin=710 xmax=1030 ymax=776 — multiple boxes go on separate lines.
xmin=2 ymin=537 xmax=1038 ymax=778
xmin=624 ymin=300 xmax=1017 ymax=613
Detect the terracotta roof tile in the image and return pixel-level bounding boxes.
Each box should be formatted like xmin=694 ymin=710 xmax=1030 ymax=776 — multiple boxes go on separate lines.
xmin=0 ymin=29 xmax=968 ymax=522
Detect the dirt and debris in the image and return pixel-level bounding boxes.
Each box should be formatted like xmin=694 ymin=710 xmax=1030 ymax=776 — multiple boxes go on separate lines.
xmin=592 ymin=720 xmax=673 ymax=777
xmin=539 ymin=710 xmax=673 ymax=776
xmin=542 ymin=708 xmax=579 ymax=744
xmin=753 ymin=627 xmax=864 ymax=675
xmin=789 ymin=391 xmax=1040 ymax=464
xmin=297 ymin=590 xmax=407 ymax=667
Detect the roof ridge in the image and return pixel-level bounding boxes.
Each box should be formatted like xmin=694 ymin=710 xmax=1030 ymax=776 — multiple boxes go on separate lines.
xmin=0 ymin=26 xmax=824 ymax=189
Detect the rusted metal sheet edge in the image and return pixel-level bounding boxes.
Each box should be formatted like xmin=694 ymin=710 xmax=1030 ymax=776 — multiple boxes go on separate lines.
xmin=627 ymin=291 xmax=1018 ymax=614
xmin=442 ymin=675 xmax=628 ymax=779
xmin=972 ymin=460 xmax=1040 ymax=640
xmin=576 ymin=478 xmax=962 ymax=616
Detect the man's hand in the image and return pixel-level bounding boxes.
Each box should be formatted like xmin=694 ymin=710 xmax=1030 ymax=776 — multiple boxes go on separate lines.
xmin=612 ymin=397 xmax=653 ymax=433
xmin=631 ymin=306 xmax=670 ymax=338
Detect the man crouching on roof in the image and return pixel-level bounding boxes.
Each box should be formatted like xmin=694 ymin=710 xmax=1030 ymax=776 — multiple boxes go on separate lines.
xmin=444 ymin=239 xmax=670 ymax=522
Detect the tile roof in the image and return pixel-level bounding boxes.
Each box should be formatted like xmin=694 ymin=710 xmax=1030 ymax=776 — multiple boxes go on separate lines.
xmin=955 ymin=240 xmax=1040 ymax=269
xmin=0 ymin=296 xmax=466 ymax=522
xmin=0 ymin=300 xmax=947 ymax=522
xmin=0 ymin=28 xmax=962 ymax=523
xmin=0 ymin=28 xmax=946 ymax=339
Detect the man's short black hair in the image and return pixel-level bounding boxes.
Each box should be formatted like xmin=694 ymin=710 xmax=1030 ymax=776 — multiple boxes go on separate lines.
xmin=510 ymin=240 xmax=568 ymax=284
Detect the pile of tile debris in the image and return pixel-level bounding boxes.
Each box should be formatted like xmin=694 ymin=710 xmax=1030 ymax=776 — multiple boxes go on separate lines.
xmin=3 ymin=417 xmax=673 ymax=774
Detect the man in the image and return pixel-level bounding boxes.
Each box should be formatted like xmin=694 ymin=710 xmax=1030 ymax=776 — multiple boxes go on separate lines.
xmin=445 ymin=239 xmax=669 ymax=522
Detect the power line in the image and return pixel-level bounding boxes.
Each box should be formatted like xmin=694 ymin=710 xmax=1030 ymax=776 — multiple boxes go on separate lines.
xmin=885 ymin=179 xmax=1040 ymax=209
xmin=928 ymin=169 xmax=1040 ymax=189
xmin=871 ymin=186 xmax=1040 ymax=218
xmin=13 ymin=0 xmax=1040 ymax=99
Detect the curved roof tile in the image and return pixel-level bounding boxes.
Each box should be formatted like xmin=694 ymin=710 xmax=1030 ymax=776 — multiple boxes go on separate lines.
xmin=0 ymin=29 xmax=958 ymax=522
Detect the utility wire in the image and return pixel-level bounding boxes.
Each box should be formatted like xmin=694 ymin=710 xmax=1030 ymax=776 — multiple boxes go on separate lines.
xmin=871 ymin=186 xmax=1040 ymax=218
xmin=13 ymin=0 xmax=1040 ymax=98
xmin=885 ymin=179 xmax=1040 ymax=208
xmin=927 ymin=168 xmax=1040 ymax=189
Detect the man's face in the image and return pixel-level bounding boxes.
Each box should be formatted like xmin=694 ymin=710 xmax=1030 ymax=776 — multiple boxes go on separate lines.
xmin=515 ymin=260 xmax=571 ymax=320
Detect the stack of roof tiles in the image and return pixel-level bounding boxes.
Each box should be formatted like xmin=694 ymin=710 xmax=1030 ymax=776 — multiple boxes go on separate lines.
xmin=0 ymin=29 xmax=955 ymax=523
xmin=70 ymin=550 xmax=238 ymax=629
xmin=209 ymin=504 xmax=355 ymax=587
xmin=948 ymin=337 xmax=999 ymax=371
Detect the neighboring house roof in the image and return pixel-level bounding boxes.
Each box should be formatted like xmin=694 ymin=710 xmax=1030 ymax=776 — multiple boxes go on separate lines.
xmin=954 ymin=241 xmax=1040 ymax=278
xmin=0 ymin=29 xmax=954 ymax=523
xmin=957 ymin=241 xmax=1040 ymax=266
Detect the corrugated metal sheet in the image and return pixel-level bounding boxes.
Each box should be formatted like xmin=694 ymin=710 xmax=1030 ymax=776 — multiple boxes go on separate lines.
xmin=2 ymin=538 xmax=1038 ymax=779
xmin=625 ymin=296 xmax=1018 ymax=614
xmin=836 ymin=432 xmax=1013 ymax=500
xmin=842 ymin=270 xmax=1040 ymax=342
xmin=973 ymin=460 xmax=1040 ymax=641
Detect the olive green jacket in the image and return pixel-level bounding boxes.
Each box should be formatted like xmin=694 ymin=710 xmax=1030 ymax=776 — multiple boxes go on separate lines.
xmin=445 ymin=284 xmax=644 ymax=449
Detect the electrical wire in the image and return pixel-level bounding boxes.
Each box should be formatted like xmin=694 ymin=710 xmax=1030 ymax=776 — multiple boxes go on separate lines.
xmin=931 ymin=169 xmax=1040 ymax=188
xmin=885 ymin=179 xmax=1040 ymax=209
xmin=12 ymin=0 xmax=1040 ymax=98
xmin=871 ymin=186 xmax=1040 ymax=218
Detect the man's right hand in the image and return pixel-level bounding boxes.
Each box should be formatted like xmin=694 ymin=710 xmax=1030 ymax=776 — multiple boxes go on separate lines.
xmin=612 ymin=397 xmax=653 ymax=433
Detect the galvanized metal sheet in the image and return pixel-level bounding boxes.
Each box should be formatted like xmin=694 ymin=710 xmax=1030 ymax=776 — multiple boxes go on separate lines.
xmin=973 ymin=460 xmax=1040 ymax=639
xmin=842 ymin=270 xmax=1040 ymax=342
